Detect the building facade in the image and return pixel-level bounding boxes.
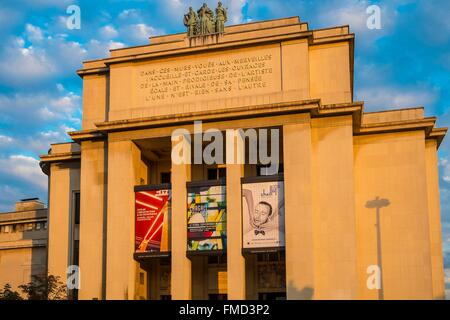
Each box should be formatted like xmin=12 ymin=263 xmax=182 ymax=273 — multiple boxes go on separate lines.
xmin=0 ymin=199 xmax=48 ymax=294
xmin=39 ymin=16 xmax=447 ymax=300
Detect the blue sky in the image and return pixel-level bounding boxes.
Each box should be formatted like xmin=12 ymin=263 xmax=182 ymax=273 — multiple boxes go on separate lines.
xmin=0 ymin=0 xmax=449 ymax=264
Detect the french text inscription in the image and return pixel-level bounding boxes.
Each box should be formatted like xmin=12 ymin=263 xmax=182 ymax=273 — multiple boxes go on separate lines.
xmin=136 ymin=47 xmax=280 ymax=106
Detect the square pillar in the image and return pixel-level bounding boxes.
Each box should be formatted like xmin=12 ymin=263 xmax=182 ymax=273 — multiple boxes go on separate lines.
xmin=425 ymin=139 xmax=444 ymax=299
xmin=78 ymin=140 xmax=106 ymax=300
xmin=311 ymin=116 xmax=358 ymax=299
xmin=283 ymin=121 xmax=315 ymax=299
xmin=47 ymin=162 xmax=80 ymax=288
xmin=171 ymin=133 xmax=192 ymax=299
xmin=226 ymin=130 xmax=246 ymax=299
xmin=106 ymin=140 xmax=146 ymax=299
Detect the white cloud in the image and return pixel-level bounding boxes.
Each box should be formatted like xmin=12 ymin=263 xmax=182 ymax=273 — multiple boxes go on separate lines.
xmin=0 ymin=38 xmax=56 ymax=84
xmin=18 ymin=0 xmax=73 ymax=8
xmin=25 ymin=23 xmax=44 ymax=42
xmin=440 ymin=158 xmax=450 ymax=183
xmin=120 ymin=23 xmax=159 ymax=45
xmin=0 ymin=33 xmax=87 ymax=86
xmin=229 ymin=0 xmax=248 ymax=24
xmin=0 ymin=91 xmax=81 ymax=135
xmin=0 ymin=155 xmax=47 ymax=190
xmin=100 ymin=24 xmax=119 ymax=39
xmin=85 ymin=39 xmax=126 ymax=59
xmin=0 ymin=135 xmax=14 ymax=145
xmin=0 ymin=185 xmax=24 ymax=212
xmin=108 ymin=40 xmax=126 ymax=50
xmin=24 ymin=126 xmax=72 ymax=155
xmin=118 ymin=9 xmax=141 ymax=21
xmin=356 ymin=85 xmax=439 ymax=112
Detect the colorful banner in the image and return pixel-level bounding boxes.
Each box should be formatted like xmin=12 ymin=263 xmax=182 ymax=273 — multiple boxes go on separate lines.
xmin=135 ymin=188 xmax=170 ymax=253
xmin=187 ymin=185 xmax=226 ymax=251
xmin=242 ymin=181 xmax=285 ymax=248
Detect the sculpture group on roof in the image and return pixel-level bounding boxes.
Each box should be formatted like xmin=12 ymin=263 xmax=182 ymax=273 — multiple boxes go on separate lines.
xmin=184 ymin=2 xmax=228 ymax=37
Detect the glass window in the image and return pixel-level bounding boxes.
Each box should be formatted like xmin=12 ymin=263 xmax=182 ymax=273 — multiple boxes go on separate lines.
xmin=74 ymin=192 xmax=80 ymax=225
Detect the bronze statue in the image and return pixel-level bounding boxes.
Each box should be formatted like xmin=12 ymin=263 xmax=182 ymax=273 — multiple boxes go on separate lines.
xmin=215 ymin=2 xmax=227 ymax=33
xmin=183 ymin=7 xmax=198 ymax=37
xmin=197 ymin=3 xmax=214 ymax=35
xmin=184 ymin=2 xmax=227 ymax=37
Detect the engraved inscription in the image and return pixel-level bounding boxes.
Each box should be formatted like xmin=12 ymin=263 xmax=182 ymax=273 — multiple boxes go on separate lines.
xmin=137 ymin=50 xmax=278 ymax=106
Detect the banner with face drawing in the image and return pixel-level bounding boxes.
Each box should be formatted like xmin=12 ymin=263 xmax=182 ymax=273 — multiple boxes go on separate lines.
xmin=242 ymin=181 xmax=285 ymax=249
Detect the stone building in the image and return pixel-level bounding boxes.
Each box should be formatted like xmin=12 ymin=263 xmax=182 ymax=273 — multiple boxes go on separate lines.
xmin=0 ymin=199 xmax=48 ymax=294
xmin=39 ymin=16 xmax=446 ymax=300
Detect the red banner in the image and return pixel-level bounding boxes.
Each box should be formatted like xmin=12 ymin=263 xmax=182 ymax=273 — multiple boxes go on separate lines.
xmin=135 ymin=189 xmax=170 ymax=252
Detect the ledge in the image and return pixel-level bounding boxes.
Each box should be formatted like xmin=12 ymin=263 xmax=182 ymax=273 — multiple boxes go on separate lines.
xmin=59 ymin=99 xmax=446 ymax=152
xmin=356 ymin=117 xmax=437 ymax=135
xmin=429 ymin=127 xmax=448 ymax=147
xmin=39 ymin=151 xmax=81 ymax=163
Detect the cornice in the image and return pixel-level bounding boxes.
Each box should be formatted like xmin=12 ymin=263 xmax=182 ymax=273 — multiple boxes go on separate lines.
xmin=39 ymin=151 xmax=81 ymax=163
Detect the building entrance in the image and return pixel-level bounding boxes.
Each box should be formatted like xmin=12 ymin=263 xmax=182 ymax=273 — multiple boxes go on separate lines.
xmin=245 ymin=251 xmax=286 ymax=299
xmin=191 ymin=254 xmax=227 ymax=300
xmin=139 ymin=257 xmax=171 ymax=300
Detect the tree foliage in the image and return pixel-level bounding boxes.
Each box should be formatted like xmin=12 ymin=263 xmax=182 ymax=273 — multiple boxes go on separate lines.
xmin=0 ymin=283 xmax=22 ymax=300
xmin=0 ymin=274 xmax=67 ymax=300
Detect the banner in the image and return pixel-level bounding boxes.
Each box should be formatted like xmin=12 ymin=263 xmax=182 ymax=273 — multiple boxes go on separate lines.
xmin=135 ymin=188 xmax=170 ymax=253
xmin=242 ymin=180 xmax=285 ymax=248
xmin=187 ymin=185 xmax=226 ymax=251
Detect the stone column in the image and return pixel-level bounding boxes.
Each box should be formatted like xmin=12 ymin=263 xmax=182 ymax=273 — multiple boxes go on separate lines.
xmin=47 ymin=162 xmax=80 ymax=289
xmin=106 ymin=140 xmax=145 ymax=299
xmin=311 ymin=116 xmax=358 ymax=299
xmin=425 ymin=139 xmax=445 ymax=299
xmin=226 ymin=130 xmax=246 ymax=299
xmin=283 ymin=120 xmax=315 ymax=299
xmin=78 ymin=140 xmax=106 ymax=300
xmin=171 ymin=132 xmax=192 ymax=299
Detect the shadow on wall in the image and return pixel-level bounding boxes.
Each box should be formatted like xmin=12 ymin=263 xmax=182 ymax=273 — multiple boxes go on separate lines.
xmin=22 ymin=220 xmax=48 ymax=286
xmin=365 ymin=196 xmax=390 ymax=301
xmin=286 ymin=281 xmax=314 ymax=300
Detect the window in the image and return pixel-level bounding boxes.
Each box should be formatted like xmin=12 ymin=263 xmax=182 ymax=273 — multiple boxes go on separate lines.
xmin=73 ymin=240 xmax=79 ymax=266
xmin=161 ymin=172 xmax=171 ymax=184
xmin=74 ymin=192 xmax=80 ymax=225
xmin=25 ymin=223 xmax=33 ymax=231
xmin=0 ymin=225 xmax=9 ymax=233
xmin=35 ymin=223 xmax=41 ymax=230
